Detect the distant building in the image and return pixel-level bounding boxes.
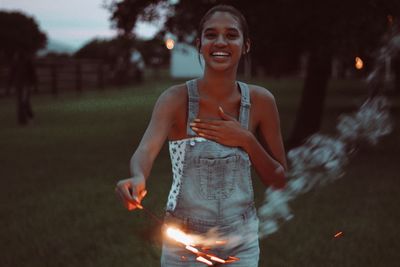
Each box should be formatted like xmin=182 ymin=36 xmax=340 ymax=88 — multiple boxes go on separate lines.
xmin=170 ymin=42 xmax=203 ymax=78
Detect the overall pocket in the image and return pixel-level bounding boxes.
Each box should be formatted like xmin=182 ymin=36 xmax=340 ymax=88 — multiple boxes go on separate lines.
xmin=197 ymin=155 xmax=240 ymax=200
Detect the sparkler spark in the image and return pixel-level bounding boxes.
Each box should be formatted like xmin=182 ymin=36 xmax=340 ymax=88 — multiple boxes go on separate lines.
xmin=196 ymin=256 xmax=213 ymax=266
xmin=334 ymin=231 xmax=343 ymax=238
xmin=136 ymin=206 xmax=239 ymax=265
xmin=166 ymin=227 xmax=194 ymax=246
xmin=165 ymin=226 xmax=239 ymax=265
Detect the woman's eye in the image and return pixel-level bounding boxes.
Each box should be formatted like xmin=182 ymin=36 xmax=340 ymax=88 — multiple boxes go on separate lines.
xmin=205 ymin=33 xmax=217 ymax=38
xmin=227 ymin=33 xmax=238 ymax=39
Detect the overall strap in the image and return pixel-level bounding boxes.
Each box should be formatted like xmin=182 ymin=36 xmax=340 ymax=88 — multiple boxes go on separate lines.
xmin=186 ymin=79 xmax=199 ymax=136
xmin=237 ymin=81 xmax=251 ymax=130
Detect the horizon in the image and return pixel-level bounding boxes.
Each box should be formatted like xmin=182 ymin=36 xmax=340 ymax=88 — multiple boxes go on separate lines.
xmin=0 ymin=0 xmax=162 ymax=51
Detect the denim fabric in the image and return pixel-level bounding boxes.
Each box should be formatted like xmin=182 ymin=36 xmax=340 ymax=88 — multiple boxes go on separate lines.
xmin=162 ymin=79 xmax=259 ymax=266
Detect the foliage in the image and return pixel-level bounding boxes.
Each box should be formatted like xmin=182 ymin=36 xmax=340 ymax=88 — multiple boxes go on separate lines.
xmin=105 ymin=0 xmax=165 ymax=36
xmin=75 ymin=38 xmax=125 ymax=66
xmin=0 ymin=11 xmax=46 ymax=63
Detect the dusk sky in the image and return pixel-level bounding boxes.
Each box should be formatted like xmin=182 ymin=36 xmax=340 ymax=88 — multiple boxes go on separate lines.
xmin=0 ymin=0 xmax=162 ymax=50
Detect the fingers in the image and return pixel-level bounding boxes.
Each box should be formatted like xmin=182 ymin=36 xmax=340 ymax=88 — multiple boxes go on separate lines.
xmin=191 ymin=123 xmax=219 ymax=133
xmin=218 ymin=106 xmax=236 ymax=121
xmin=115 ymin=180 xmax=147 ymax=211
xmin=196 ymin=131 xmax=220 ymax=142
xmin=193 ymin=118 xmax=222 ymax=125
xmin=134 ymin=190 xmax=147 ymax=209
xmin=116 ymin=188 xmax=136 ymax=210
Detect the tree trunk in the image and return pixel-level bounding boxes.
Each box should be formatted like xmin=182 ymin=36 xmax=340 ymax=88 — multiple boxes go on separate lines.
xmin=286 ymin=47 xmax=333 ymax=149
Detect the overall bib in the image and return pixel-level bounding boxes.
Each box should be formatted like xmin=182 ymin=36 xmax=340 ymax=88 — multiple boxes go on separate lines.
xmin=161 ymin=79 xmax=259 ymax=267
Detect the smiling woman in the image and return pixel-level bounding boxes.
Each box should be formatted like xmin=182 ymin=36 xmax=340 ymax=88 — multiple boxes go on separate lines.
xmin=115 ymin=4 xmax=287 ymax=267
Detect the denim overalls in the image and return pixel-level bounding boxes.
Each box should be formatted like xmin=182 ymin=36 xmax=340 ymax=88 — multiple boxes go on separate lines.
xmin=161 ymin=79 xmax=260 ymax=267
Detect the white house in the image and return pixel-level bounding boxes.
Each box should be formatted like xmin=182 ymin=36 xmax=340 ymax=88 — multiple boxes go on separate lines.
xmin=170 ymin=42 xmax=204 ymax=78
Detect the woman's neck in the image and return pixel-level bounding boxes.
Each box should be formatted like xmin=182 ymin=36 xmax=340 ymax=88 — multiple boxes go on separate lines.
xmin=199 ymin=69 xmax=238 ymax=100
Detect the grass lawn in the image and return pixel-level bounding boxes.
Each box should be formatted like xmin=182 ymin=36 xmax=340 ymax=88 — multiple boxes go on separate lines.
xmin=0 ymin=78 xmax=399 ymax=267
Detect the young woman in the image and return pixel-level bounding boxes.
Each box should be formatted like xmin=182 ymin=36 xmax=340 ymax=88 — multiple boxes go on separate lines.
xmin=115 ymin=5 xmax=287 ymax=266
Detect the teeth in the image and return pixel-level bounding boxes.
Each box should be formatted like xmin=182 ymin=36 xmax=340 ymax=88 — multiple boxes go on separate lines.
xmin=212 ymin=52 xmax=230 ymax=56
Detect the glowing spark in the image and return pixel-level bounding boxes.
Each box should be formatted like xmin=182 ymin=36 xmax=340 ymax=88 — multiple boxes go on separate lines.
xmin=355 ymin=56 xmax=364 ymax=70
xmin=196 ymin=256 xmax=213 ymax=266
xmin=215 ymin=240 xmax=227 ymax=245
xmin=208 ymin=254 xmax=226 ymax=263
xmin=165 ymin=38 xmax=175 ymax=50
xmin=226 ymin=256 xmax=240 ymax=263
xmin=165 ymin=226 xmax=239 ymax=264
xmin=185 ymin=245 xmax=199 ymax=254
xmin=166 ymin=227 xmax=193 ymax=246
xmin=334 ymin=231 xmax=343 ymax=238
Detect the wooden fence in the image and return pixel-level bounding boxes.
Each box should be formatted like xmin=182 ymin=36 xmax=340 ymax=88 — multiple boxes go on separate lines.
xmin=0 ymin=58 xmax=117 ymax=96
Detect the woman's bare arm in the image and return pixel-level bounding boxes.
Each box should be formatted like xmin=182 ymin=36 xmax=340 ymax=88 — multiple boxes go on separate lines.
xmin=116 ymin=86 xmax=182 ymax=210
xmin=242 ymin=86 xmax=287 ymax=189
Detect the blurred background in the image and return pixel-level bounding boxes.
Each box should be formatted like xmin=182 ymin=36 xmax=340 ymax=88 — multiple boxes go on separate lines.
xmin=1 ymin=0 xmax=399 ymax=266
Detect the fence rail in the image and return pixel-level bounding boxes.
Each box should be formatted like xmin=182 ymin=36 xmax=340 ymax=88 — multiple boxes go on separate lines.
xmin=0 ymin=58 xmax=115 ymax=96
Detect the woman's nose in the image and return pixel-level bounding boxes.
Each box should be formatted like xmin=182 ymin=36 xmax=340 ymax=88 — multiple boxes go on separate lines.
xmin=214 ymin=34 xmax=227 ymax=46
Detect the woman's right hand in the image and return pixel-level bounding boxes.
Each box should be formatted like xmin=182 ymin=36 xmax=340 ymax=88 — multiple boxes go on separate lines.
xmin=115 ymin=176 xmax=147 ymax=211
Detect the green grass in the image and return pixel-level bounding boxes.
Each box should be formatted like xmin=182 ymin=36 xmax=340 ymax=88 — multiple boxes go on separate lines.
xmin=0 ymin=78 xmax=399 ymax=267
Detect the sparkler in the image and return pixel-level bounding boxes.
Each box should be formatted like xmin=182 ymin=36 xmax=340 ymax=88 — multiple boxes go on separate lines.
xmin=134 ymin=203 xmax=240 ymax=265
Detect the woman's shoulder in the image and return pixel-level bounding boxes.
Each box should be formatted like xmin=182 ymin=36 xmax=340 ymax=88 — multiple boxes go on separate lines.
xmin=160 ymin=83 xmax=187 ymax=100
xmin=246 ymin=83 xmax=276 ymax=105
xmin=155 ymin=83 xmax=188 ymax=110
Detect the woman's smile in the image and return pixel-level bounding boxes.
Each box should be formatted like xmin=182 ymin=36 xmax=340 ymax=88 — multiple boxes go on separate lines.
xmin=210 ymin=51 xmax=231 ymax=62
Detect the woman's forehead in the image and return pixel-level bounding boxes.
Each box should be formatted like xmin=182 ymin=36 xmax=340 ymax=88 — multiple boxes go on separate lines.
xmin=202 ymin=11 xmax=241 ymax=31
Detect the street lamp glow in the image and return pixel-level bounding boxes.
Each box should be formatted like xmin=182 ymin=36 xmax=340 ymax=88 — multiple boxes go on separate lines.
xmin=165 ymin=38 xmax=175 ymax=50
xmin=355 ymin=56 xmax=364 ymax=70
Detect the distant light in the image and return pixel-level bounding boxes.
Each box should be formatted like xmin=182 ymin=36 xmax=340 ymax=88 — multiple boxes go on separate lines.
xmin=334 ymin=231 xmax=343 ymax=238
xmin=355 ymin=57 xmax=364 ymax=70
xmin=387 ymin=14 xmax=394 ymax=26
xmin=165 ymin=38 xmax=175 ymax=50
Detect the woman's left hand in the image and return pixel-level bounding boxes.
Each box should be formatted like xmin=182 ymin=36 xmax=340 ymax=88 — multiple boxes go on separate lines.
xmin=190 ymin=106 xmax=249 ymax=147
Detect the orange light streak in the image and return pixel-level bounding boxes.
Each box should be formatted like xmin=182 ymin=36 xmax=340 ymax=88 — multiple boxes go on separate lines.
xmin=225 ymin=256 xmax=240 ymax=263
xmin=334 ymin=231 xmax=343 ymax=238
xmin=185 ymin=245 xmax=199 ymax=254
xmin=196 ymin=256 xmax=213 ymax=266
xmin=207 ymin=254 xmax=226 ymax=263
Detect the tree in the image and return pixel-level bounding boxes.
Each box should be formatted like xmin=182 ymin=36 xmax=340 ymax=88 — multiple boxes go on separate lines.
xmin=0 ymin=11 xmax=46 ymax=125
xmin=0 ymin=11 xmax=46 ymax=63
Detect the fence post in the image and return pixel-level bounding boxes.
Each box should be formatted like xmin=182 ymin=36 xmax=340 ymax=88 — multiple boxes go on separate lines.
xmin=75 ymin=61 xmax=82 ymax=92
xmin=97 ymin=62 xmax=104 ymax=90
xmin=51 ymin=63 xmax=58 ymax=95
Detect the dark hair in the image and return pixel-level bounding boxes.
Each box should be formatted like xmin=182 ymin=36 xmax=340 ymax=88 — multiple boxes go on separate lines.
xmin=197 ymin=5 xmax=251 ymax=64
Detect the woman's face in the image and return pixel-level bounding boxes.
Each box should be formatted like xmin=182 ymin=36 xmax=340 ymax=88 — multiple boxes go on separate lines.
xmin=199 ymin=11 xmax=246 ymax=72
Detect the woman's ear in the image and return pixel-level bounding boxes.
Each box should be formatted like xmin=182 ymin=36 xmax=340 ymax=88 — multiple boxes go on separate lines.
xmin=243 ymin=39 xmax=251 ymax=54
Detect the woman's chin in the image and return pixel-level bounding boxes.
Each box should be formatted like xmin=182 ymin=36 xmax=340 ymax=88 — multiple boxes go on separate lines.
xmin=206 ymin=60 xmax=237 ymax=72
